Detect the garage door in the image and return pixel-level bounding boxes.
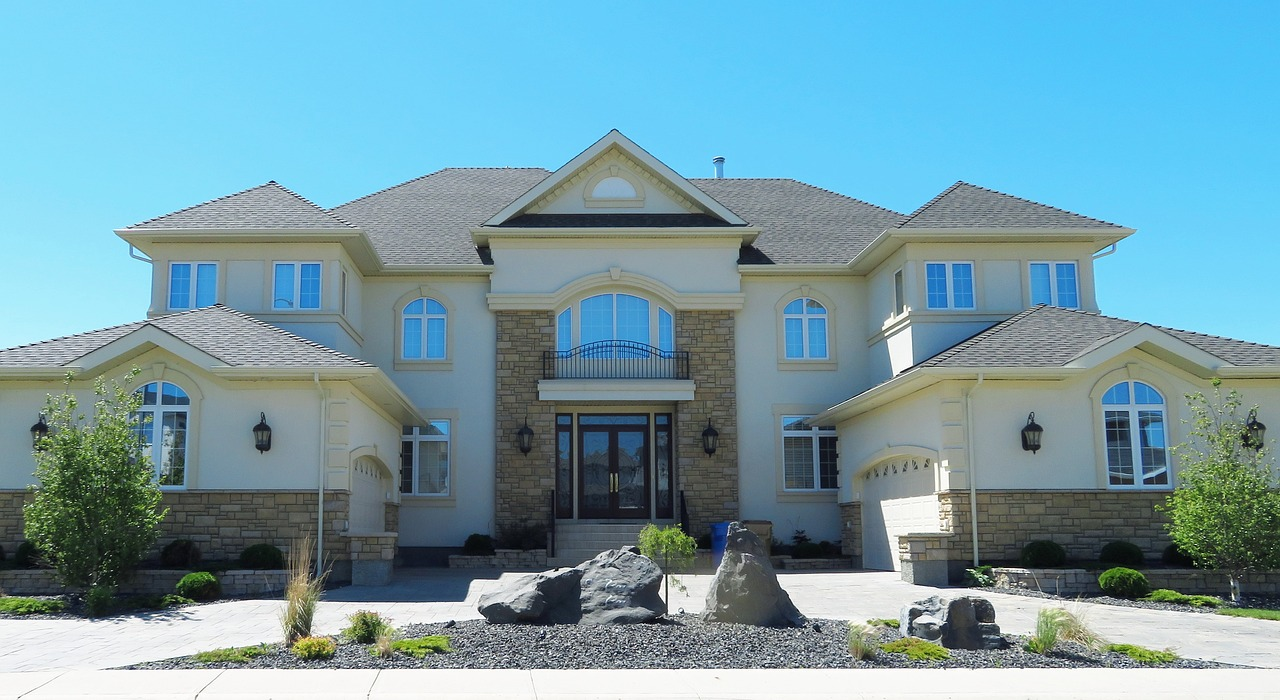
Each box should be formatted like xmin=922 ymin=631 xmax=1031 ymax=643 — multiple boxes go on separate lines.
xmin=860 ymin=457 xmax=939 ymax=571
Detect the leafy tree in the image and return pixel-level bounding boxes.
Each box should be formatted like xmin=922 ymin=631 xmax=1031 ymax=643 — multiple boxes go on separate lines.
xmin=1159 ymin=380 xmax=1280 ymax=603
xmin=637 ymin=523 xmax=697 ymax=605
xmin=23 ymin=370 xmax=167 ymax=605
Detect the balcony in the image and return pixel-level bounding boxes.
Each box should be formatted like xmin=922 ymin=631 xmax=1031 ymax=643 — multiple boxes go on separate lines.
xmin=538 ymin=341 xmax=695 ymax=402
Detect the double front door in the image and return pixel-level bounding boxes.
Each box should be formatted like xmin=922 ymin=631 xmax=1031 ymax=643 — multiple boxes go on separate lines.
xmin=557 ymin=413 xmax=673 ymax=520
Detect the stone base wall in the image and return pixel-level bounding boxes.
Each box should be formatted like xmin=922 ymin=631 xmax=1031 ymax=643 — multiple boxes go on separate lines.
xmin=0 ymin=568 xmax=288 ymax=597
xmin=898 ymin=532 xmax=955 ymax=586
xmin=493 ymin=311 xmax=556 ymax=530
xmin=448 ymin=549 xmax=548 ymax=571
xmin=839 ymin=502 xmax=862 ymax=564
xmin=0 ymin=491 xmax=30 ymax=557
xmin=993 ymin=567 xmax=1280 ymax=597
xmin=772 ymin=557 xmax=855 ymax=571
xmin=939 ymin=490 xmax=1171 ymax=564
xmin=675 ymin=310 xmax=738 ymax=537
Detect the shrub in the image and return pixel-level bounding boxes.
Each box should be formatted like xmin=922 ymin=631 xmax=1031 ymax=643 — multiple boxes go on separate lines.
xmin=847 ymin=622 xmax=879 ymax=660
xmin=291 ymin=636 xmax=336 ymax=660
xmin=1162 ymin=543 xmax=1195 ymax=567
xmin=14 ymin=541 xmax=41 ymax=568
xmin=696 ymin=533 xmax=713 ymax=550
xmin=1020 ymin=540 xmax=1067 ymax=568
xmin=881 ymin=637 xmax=949 ymax=661
xmin=1144 ymin=589 xmax=1223 ymax=607
xmin=343 ymin=610 xmax=392 ymax=644
xmin=193 ymin=644 xmax=271 ymax=664
xmin=1098 ymin=567 xmax=1150 ymax=599
xmin=127 ymin=593 xmax=195 ymax=611
xmin=281 ymin=535 xmax=327 ymax=644
xmin=0 ymin=597 xmax=66 ymax=615
xmin=176 ymin=571 xmax=222 ymax=601
xmin=1106 ymin=643 xmax=1179 ymax=664
xmin=867 ymin=618 xmax=899 ymax=629
xmin=0 ymin=543 xmax=5 ymax=562
xmin=1099 ymin=541 xmax=1145 ymax=567
xmin=161 ymin=539 xmax=202 ymax=568
xmin=791 ymin=542 xmax=824 ymax=559
xmin=462 ymin=533 xmax=494 ymax=555
xmin=965 ymin=565 xmax=995 ymax=587
xmin=84 ymin=585 xmax=116 ymax=617
xmin=637 ymin=523 xmax=697 ymax=601
xmin=495 ymin=521 xmax=547 ymax=550
xmin=390 ymin=635 xmax=452 ymax=658
xmin=240 ymin=543 xmax=285 ymax=570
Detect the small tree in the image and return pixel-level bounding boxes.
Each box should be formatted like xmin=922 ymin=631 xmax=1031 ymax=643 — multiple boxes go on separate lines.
xmin=637 ymin=523 xmax=697 ymax=606
xmin=23 ymin=370 xmax=167 ymax=604
xmin=1159 ymin=380 xmax=1280 ymax=603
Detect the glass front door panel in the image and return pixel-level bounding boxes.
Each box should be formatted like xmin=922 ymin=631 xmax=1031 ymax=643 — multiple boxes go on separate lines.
xmin=616 ymin=430 xmax=647 ymax=512
xmin=581 ymin=432 xmax=611 ymax=513
xmin=577 ymin=415 xmax=652 ymax=519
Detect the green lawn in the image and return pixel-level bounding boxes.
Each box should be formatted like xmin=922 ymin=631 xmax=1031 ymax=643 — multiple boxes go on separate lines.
xmin=1217 ymin=608 xmax=1280 ymax=621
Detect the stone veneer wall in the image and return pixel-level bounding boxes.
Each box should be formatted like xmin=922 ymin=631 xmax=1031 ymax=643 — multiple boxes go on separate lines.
xmin=0 ymin=491 xmax=30 ymax=556
xmin=839 ymin=501 xmax=862 ymax=565
xmin=674 ymin=310 xmax=737 ymax=538
xmin=160 ymin=490 xmax=351 ymax=565
xmin=938 ymin=490 xmax=1171 ymax=564
xmin=493 ymin=311 xmax=557 ymax=530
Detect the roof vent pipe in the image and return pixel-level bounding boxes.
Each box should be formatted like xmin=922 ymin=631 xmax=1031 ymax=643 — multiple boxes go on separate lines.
xmin=712 ymin=156 xmax=725 ymax=179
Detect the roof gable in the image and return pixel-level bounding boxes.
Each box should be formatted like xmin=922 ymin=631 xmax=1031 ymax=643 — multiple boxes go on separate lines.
xmin=126 ymin=182 xmax=356 ymax=231
xmin=899 ymin=182 xmax=1127 ymax=231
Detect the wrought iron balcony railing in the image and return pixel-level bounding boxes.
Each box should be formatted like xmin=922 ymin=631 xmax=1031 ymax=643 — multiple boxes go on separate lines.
xmin=543 ymin=341 xmax=690 ymax=380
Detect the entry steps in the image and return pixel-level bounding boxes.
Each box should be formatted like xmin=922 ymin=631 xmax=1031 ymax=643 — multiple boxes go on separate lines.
xmin=547 ymin=521 xmax=672 ymax=567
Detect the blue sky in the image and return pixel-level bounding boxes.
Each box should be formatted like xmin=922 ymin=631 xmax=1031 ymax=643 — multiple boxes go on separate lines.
xmin=1 ymin=2 xmax=1277 ymax=348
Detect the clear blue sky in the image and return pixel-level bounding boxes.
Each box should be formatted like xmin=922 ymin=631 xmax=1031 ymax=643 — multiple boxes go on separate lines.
xmin=2 ymin=2 xmax=1276 ymax=348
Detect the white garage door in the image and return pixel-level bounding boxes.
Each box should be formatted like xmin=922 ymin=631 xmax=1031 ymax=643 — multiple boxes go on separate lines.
xmin=861 ymin=458 xmax=939 ymax=571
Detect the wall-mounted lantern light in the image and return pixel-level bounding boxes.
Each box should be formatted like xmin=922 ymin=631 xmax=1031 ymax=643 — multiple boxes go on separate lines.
xmin=1021 ymin=412 xmax=1043 ymax=454
xmin=701 ymin=419 xmax=719 ymax=456
xmin=30 ymin=414 xmax=49 ymax=450
xmin=253 ymin=412 xmax=272 ymax=453
xmin=516 ymin=419 xmax=534 ymax=455
xmin=1244 ymin=408 xmax=1267 ymax=450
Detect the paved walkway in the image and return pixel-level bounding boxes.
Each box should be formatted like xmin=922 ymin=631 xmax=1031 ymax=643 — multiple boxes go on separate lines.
xmin=1 ymin=569 xmax=1279 ymax=697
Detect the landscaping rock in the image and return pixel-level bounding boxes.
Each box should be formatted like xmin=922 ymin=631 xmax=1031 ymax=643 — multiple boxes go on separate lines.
xmin=702 ymin=521 xmax=807 ymax=627
xmin=477 ymin=567 xmax=583 ymax=623
xmin=575 ymin=548 xmax=666 ymax=624
xmin=900 ymin=595 xmax=1007 ymax=650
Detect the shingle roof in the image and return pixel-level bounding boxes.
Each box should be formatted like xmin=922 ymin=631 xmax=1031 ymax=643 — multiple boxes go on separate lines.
xmin=898 ymin=182 xmax=1126 ymax=230
xmin=330 ymin=168 xmax=551 ymax=265
xmin=690 ymin=178 xmax=907 ymax=264
xmin=128 ymin=182 xmax=356 ymax=230
xmin=0 ymin=305 xmax=372 ymax=369
xmin=916 ymin=305 xmax=1280 ymax=369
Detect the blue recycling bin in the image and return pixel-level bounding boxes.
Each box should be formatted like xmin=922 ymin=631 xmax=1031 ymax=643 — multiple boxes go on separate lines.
xmin=711 ymin=521 xmax=731 ymax=568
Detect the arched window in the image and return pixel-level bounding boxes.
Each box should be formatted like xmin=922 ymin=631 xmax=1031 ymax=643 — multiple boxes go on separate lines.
xmin=783 ymin=297 xmax=828 ymax=359
xmin=402 ymin=298 xmax=447 ymax=360
xmin=134 ymin=381 xmax=189 ymax=488
xmin=556 ymin=293 xmax=673 ymax=353
xmin=1102 ymin=380 xmax=1169 ymax=488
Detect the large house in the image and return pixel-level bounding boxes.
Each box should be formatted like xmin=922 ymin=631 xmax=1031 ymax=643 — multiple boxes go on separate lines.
xmin=1 ymin=131 xmax=1277 ymax=585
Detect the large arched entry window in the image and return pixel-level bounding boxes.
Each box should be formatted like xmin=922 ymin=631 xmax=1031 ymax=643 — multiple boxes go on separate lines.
xmin=557 ymin=293 xmax=673 ymax=353
xmin=133 ymin=381 xmax=189 ymax=488
xmin=1102 ymin=380 xmax=1169 ymax=488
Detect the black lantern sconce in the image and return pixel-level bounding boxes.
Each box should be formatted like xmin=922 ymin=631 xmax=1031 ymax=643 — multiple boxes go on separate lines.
xmin=1244 ymin=409 xmax=1267 ymax=450
xmin=1021 ymin=412 xmax=1043 ymax=454
xmin=253 ymin=412 xmax=272 ymax=453
xmin=516 ymin=419 xmax=534 ymax=455
xmin=701 ymin=419 xmax=719 ymax=456
xmin=30 ymin=414 xmax=49 ymax=450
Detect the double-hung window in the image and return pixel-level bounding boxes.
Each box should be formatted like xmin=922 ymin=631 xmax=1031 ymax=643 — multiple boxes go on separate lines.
xmin=402 ymin=298 xmax=447 ymax=360
xmin=401 ymin=421 xmax=450 ymax=496
xmin=783 ymin=298 xmax=828 ymax=359
xmin=1029 ymin=262 xmax=1079 ymax=308
xmin=132 ymin=381 xmax=190 ymax=488
xmin=782 ymin=416 xmax=838 ymax=490
xmin=1102 ymin=381 xmax=1169 ymax=488
xmin=273 ymin=262 xmax=321 ymax=310
xmin=168 ymin=263 xmax=217 ymax=310
xmin=925 ymin=262 xmax=975 ymax=309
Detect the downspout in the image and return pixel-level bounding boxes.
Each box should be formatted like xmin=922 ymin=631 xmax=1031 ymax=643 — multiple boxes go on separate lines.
xmin=1091 ymin=243 xmax=1117 ymax=260
xmin=128 ymin=245 xmax=153 ymax=264
xmin=964 ymin=373 xmax=985 ymax=566
xmin=314 ymin=372 xmax=326 ymax=578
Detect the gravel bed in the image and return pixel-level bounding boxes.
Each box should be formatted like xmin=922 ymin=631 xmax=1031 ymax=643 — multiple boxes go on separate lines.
xmin=119 ymin=615 xmax=1242 ymax=671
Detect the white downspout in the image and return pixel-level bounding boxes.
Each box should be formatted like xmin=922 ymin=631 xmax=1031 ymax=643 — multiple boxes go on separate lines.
xmin=964 ymin=373 xmax=985 ymax=566
xmin=314 ymin=372 xmax=326 ymax=578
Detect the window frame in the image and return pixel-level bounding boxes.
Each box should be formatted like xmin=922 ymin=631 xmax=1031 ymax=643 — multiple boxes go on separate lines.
xmin=925 ymin=261 xmax=976 ymax=310
xmin=167 ymin=262 xmax=218 ymax=311
xmin=400 ymin=297 xmax=448 ymax=361
xmin=780 ymin=415 xmax=838 ymax=492
xmin=555 ymin=292 xmax=674 ymax=352
xmin=133 ymin=380 xmax=191 ymax=490
xmin=272 ymin=261 xmax=323 ymax=310
xmin=1029 ymin=261 xmax=1080 ymax=309
xmin=400 ymin=420 xmax=451 ymax=497
xmin=782 ymin=297 xmax=830 ymax=360
xmin=1100 ymin=380 xmax=1171 ymax=490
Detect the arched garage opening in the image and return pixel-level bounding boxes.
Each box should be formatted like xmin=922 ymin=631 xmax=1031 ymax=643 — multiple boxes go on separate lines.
xmin=857 ymin=450 xmax=941 ymax=571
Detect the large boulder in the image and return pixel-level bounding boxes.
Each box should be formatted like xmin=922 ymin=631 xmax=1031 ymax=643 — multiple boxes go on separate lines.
xmin=477 ymin=567 xmax=584 ymax=623
xmin=702 ymin=521 xmax=807 ymax=627
xmin=900 ymin=595 xmax=1006 ymax=650
xmin=476 ymin=548 xmax=665 ymax=624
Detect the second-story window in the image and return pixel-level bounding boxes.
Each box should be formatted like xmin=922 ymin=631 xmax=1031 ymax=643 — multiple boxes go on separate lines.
xmin=783 ymin=297 xmax=828 ymax=359
xmin=556 ymin=293 xmax=673 ymax=353
xmin=273 ymin=262 xmax=321 ymax=310
xmin=926 ymin=262 xmax=975 ymax=310
xmin=169 ymin=263 xmax=217 ymax=310
xmin=1030 ymin=262 xmax=1079 ymax=308
xmin=402 ymin=298 xmax=447 ymax=360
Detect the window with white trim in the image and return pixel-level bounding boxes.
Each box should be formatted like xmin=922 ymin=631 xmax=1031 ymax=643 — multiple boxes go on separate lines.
xmin=401 ymin=421 xmax=450 ymax=496
xmin=168 ymin=262 xmax=217 ymax=310
xmin=1102 ymin=381 xmax=1169 ymax=488
xmin=1029 ymin=262 xmax=1079 ymax=308
xmin=893 ymin=269 xmax=905 ymax=317
xmin=132 ymin=381 xmax=189 ymax=488
xmin=782 ymin=416 xmax=838 ymax=490
xmin=925 ymin=262 xmax=975 ymax=309
xmin=401 ymin=298 xmax=447 ymax=360
xmin=555 ymin=293 xmax=673 ymax=353
xmin=783 ymin=298 xmax=828 ymax=359
xmin=273 ymin=262 xmax=321 ymax=310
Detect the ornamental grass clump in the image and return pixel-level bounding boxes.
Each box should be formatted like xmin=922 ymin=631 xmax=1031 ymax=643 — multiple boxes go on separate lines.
xmin=291 ymin=636 xmax=336 ymax=660
xmin=1026 ymin=607 xmax=1106 ymax=655
xmin=280 ymin=536 xmax=328 ymax=644
xmin=846 ymin=622 xmax=879 ymax=660
xmin=880 ymin=637 xmax=949 ymax=661
xmin=371 ymin=626 xmax=395 ymax=658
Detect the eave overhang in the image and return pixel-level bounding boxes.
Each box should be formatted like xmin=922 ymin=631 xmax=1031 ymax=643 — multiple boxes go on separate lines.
xmin=471 ymin=226 xmax=760 ymax=247
xmin=846 ymin=226 xmax=1136 ymax=275
xmin=116 ymin=227 xmax=383 ymax=274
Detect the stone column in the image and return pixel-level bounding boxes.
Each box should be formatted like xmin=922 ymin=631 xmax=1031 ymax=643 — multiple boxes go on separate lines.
xmin=674 ymin=310 xmax=738 ymax=538
xmin=494 ymin=311 xmax=557 ymax=531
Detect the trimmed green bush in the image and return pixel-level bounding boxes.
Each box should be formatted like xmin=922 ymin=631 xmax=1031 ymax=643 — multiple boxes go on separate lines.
xmin=1099 ymin=541 xmax=1144 ymax=567
xmin=239 ymin=543 xmax=284 ymax=570
xmin=1106 ymin=643 xmax=1178 ymax=663
xmin=84 ymin=586 xmax=115 ymax=617
xmin=161 ymin=539 xmax=202 ymax=568
xmin=881 ymin=637 xmax=949 ymax=661
xmin=14 ymin=541 xmax=41 ymax=568
xmin=1098 ymin=567 xmax=1150 ymax=599
xmin=390 ymin=635 xmax=452 ymax=657
xmin=0 ymin=597 xmax=66 ymax=615
xmin=291 ymin=636 xmax=336 ymax=660
xmin=343 ymin=610 xmax=392 ymax=644
xmin=1144 ymin=589 xmax=1222 ymax=607
xmin=176 ymin=571 xmax=222 ymax=601
xmin=495 ymin=521 xmax=547 ymax=550
xmin=462 ymin=533 xmax=494 ymax=555
xmin=1020 ymin=540 xmax=1067 ymax=568
xmin=193 ymin=644 xmax=271 ymax=663
xmin=1162 ymin=543 xmax=1195 ymax=567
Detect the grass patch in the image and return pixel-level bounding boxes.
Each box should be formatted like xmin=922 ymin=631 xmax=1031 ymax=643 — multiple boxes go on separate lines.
xmin=881 ymin=637 xmax=949 ymax=661
xmin=1106 ymin=643 xmax=1179 ymax=664
xmin=1143 ymin=589 xmax=1223 ymax=608
xmin=1217 ymin=607 xmax=1280 ymax=621
xmin=846 ymin=622 xmax=879 ymax=660
xmin=0 ymin=597 xmax=66 ymax=615
xmin=866 ymin=618 xmax=899 ymax=628
xmin=192 ymin=644 xmax=272 ymax=663
xmin=390 ymin=635 xmax=452 ymax=658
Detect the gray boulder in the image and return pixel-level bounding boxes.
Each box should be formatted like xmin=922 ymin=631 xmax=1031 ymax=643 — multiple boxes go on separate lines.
xmin=575 ymin=548 xmax=666 ymax=624
xmin=477 ymin=567 xmax=583 ymax=623
xmin=900 ymin=595 xmax=1006 ymax=650
xmin=702 ymin=521 xmax=807 ymax=627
